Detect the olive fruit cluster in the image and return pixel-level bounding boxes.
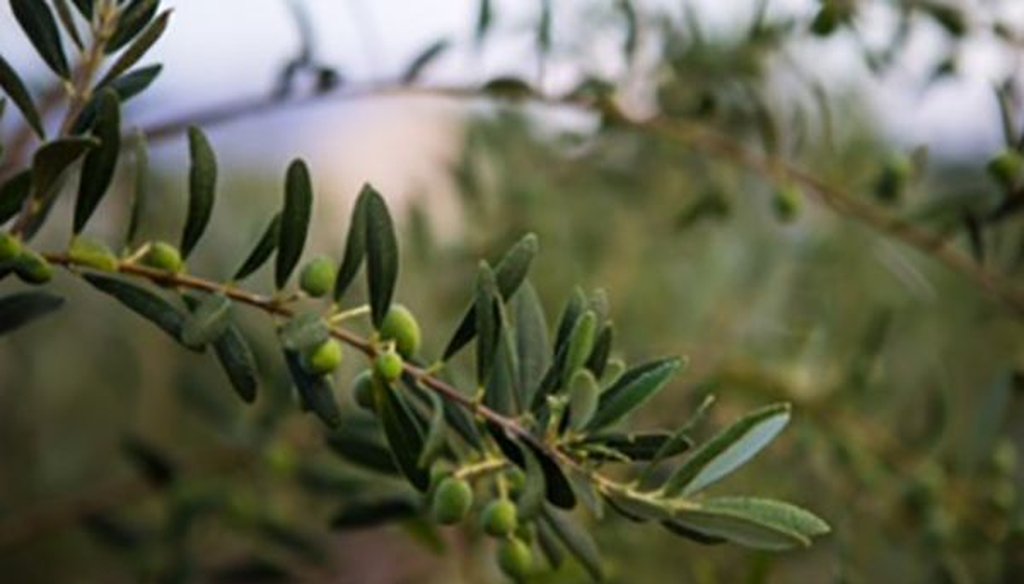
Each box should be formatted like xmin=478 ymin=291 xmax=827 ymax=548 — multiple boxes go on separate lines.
xmin=429 ymin=474 xmax=532 ymax=580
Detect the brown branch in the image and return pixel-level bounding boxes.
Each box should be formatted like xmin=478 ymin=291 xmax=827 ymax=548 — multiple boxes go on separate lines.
xmin=133 ymin=83 xmax=1024 ymax=316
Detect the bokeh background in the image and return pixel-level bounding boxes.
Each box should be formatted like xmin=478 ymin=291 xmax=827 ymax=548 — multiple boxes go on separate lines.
xmin=1 ymin=0 xmax=1023 ymax=582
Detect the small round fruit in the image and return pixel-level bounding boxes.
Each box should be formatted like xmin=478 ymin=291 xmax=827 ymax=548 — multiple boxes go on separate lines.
xmin=497 ymin=537 xmax=533 ymax=580
xmin=506 ymin=468 xmax=526 ymax=497
xmin=987 ymin=150 xmax=1024 ymax=189
xmin=13 ymin=250 xmax=53 ymax=285
xmin=142 ymin=241 xmax=183 ymax=273
xmin=772 ymin=186 xmax=802 ymax=222
xmin=431 ymin=477 xmax=473 ymax=525
xmin=0 ymin=233 xmax=22 ymax=263
xmin=352 ymin=369 xmax=377 ymax=410
xmin=69 ymin=236 xmax=119 ymax=272
xmin=379 ymin=304 xmax=421 ymax=357
xmin=303 ymin=339 xmax=343 ymax=375
xmin=374 ymin=349 xmax=404 ymax=382
xmin=299 ymin=256 xmax=336 ymax=298
xmin=481 ymin=499 xmax=518 ymax=537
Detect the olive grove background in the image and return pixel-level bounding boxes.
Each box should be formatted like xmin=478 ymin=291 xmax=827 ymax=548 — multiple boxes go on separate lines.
xmin=1 ymin=0 xmax=1023 ymax=582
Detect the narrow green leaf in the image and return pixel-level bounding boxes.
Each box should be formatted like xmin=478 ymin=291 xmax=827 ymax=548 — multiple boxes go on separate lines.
xmin=374 ymin=380 xmax=429 ymax=491
xmin=11 ymin=0 xmax=70 ymax=78
xmin=70 ymin=0 xmax=93 ymax=19
xmin=401 ymin=39 xmax=449 ymax=84
xmin=561 ymin=309 xmax=596 ymax=387
xmin=332 ymin=185 xmax=371 ymax=300
xmin=0 ymin=54 xmax=45 ymax=138
xmin=474 ymin=262 xmax=499 ymax=385
xmin=0 ymin=291 xmax=63 ymax=335
xmin=104 ymin=64 xmax=162 ymax=102
xmin=586 ymin=357 xmax=684 ymax=430
xmin=181 ymin=293 xmax=232 ymax=349
xmin=512 ymin=280 xmax=549 ymax=407
xmin=481 ymin=77 xmax=535 ymax=101
xmin=106 ymin=0 xmax=159 ymax=54
xmin=180 ymin=126 xmax=216 ymax=258
xmin=662 ymin=403 xmax=791 ymax=496
xmin=567 ymin=369 xmax=600 ymax=431
xmin=442 ymin=233 xmax=538 ymax=359
xmin=0 ymin=170 xmax=32 ymax=225
xmin=581 ymin=431 xmax=692 ymax=462
xmin=98 ymin=9 xmax=171 ymax=87
xmin=124 ymin=130 xmax=148 ymax=247
xmin=541 ymin=507 xmax=605 ymax=582
xmin=233 ymin=213 xmax=280 ymax=281
xmin=603 ymin=489 xmax=671 ymax=523
xmin=485 ymin=300 xmax=521 ymax=414
xmin=525 ymin=440 xmax=575 ymax=509
xmin=284 ymin=350 xmax=340 ymax=428
xmin=31 ymin=137 xmax=97 ymax=201
xmin=536 ymin=519 xmax=565 ymax=569
xmin=278 ymin=311 xmax=329 ymax=353
xmin=517 ymin=446 xmax=546 ymax=520
xmin=474 ymin=0 xmax=492 ymax=44
xmin=416 ymin=391 xmax=447 ymax=468
xmin=275 ymin=159 xmax=312 ymax=288
xmin=52 ymin=0 xmax=84 ymax=51
xmin=330 ymin=497 xmax=418 ymax=530
xmin=121 ymin=436 xmax=176 ymax=486
xmin=74 ymin=90 xmax=121 ymax=234
xmin=670 ymin=497 xmax=829 ymax=551
xmin=552 ymin=287 xmax=586 ymax=358
xmin=567 ymin=469 xmax=603 ymax=519
xmin=585 ymin=323 xmax=613 ymax=378
xmin=212 ymin=323 xmax=258 ymax=403
xmin=326 ymin=423 xmax=399 ymax=475
xmin=83 ymin=274 xmax=194 ymax=349
xmin=661 ymin=519 xmax=726 ymax=545
xmin=364 ymin=185 xmax=398 ymax=328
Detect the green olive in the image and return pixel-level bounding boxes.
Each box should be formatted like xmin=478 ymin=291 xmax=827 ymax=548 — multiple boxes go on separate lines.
xmin=299 ymin=255 xmax=337 ymax=298
xmin=352 ymin=369 xmax=377 ymax=410
xmin=480 ymin=499 xmax=518 ymax=537
xmin=497 ymin=537 xmax=533 ymax=580
xmin=379 ymin=304 xmax=421 ymax=357
xmin=374 ymin=349 xmax=404 ymax=382
xmin=303 ymin=339 xmax=343 ymax=375
xmin=431 ymin=476 xmax=473 ymax=525
xmin=772 ymin=186 xmax=802 ymax=222
xmin=987 ymin=150 xmax=1024 ymax=190
xmin=13 ymin=250 xmax=53 ymax=285
xmin=0 ymin=233 xmax=22 ymax=263
xmin=69 ymin=236 xmax=119 ymax=272
xmin=506 ymin=468 xmax=526 ymax=497
xmin=142 ymin=241 xmax=184 ymax=273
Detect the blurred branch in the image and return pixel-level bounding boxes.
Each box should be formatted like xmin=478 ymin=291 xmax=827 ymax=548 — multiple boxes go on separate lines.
xmin=136 ymin=82 xmax=1024 ymax=317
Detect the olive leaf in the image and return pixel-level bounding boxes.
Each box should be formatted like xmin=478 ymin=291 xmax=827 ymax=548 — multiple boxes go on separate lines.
xmin=98 ymin=9 xmax=171 ymax=87
xmin=52 ymin=0 xmax=83 ymax=51
xmin=233 ymin=213 xmax=281 ymax=281
xmin=102 ymin=64 xmax=162 ymax=102
xmin=561 ymin=309 xmax=597 ymax=388
xmin=124 ymin=130 xmax=149 ymax=247
xmin=517 ymin=446 xmax=547 ymax=520
xmin=585 ymin=357 xmax=685 ymax=431
xmin=581 ymin=431 xmax=692 ymax=462
xmin=212 ymin=323 xmax=258 ymax=404
xmin=83 ymin=274 xmax=197 ymax=351
xmin=0 ymin=54 xmax=45 ymax=138
xmin=283 ymin=350 xmax=340 ymax=428
xmin=180 ymin=126 xmax=217 ymax=259
xmin=363 ymin=185 xmax=398 ymax=328
xmin=401 ymin=39 xmax=449 ymax=84
xmin=0 ymin=171 xmax=32 ymax=225
xmin=662 ymin=403 xmax=791 ymax=497
xmin=278 ymin=312 xmax=329 ymax=353
xmin=585 ymin=323 xmax=613 ymax=378
xmin=181 ymin=293 xmax=232 ymax=349
xmin=416 ymin=391 xmax=448 ymax=468
xmin=474 ymin=0 xmax=492 ymax=44
xmin=275 ymin=159 xmax=312 ymax=289
xmin=107 ymin=0 xmax=160 ymax=54
xmin=74 ymin=90 xmax=121 ymax=234
xmin=332 ymin=184 xmax=371 ymax=301
xmin=0 ymin=291 xmax=64 ymax=335
xmin=11 ymin=0 xmax=70 ymax=78
xmin=32 ymin=137 xmax=99 ymax=202
xmin=669 ymin=497 xmax=829 ymax=551
xmin=474 ymin=261 xmax=500 ymax=385
xmin=541 ymin=506 xmax=605 ymax=582
xmin=511 ymin=280 xmax=549 ymax=408
xmin=70 ymin=0 xmax=93 ymax=18
xmin=326 ymin=422 xmax=399 ymax=476
xmin=374 ymin=380 xmax=429 ymax=491
xmin=442 ymin=232 xmax=538 ymax=359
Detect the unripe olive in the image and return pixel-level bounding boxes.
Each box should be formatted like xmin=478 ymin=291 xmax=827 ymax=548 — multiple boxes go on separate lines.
xmin=299 ymin=255 xmax=336 ymax=298
xmin=69 ymin=236 xmax=118 ymax=272
xmin=303 ymin=339 xmax=343 ymax=375
xmin=142 ymin=241 xmax=184 ymax=273
xmin=374 ymin=349 xmax=404 ymax=382
xmin=13 ymin=250 xmax=53 ymax=285
xmin=481 ymin=499 xmax=518 ymax=537
xmin=0 ymin=233 xmax=22 ymax=263
xmin=873 ymin=155 xmax=912 ymax=203
xmin=497 ymin=537 xmax=533 ymax=580
xmin=772 ymin=186 xmax=802 ymax=222
xmin=431 ymin=476 xmax=473 ymax=525
xmin=379 ymin=304 xmax=421 ymax=357
xmin=352 ymin=369 xmax=377 ymax=411
xmin=506 ymin=468 xmax=526 ymax=497
xmin=987 ymin=150 xmax=1024 ymax=189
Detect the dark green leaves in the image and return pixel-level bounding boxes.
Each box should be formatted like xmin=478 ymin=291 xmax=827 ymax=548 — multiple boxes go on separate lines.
xmin=662 ymin=403 xmax=790 ymax=496
xmin=0 ymin=291 xmax=63 ymax=335
xmin=333 ymin=186 xmax=370 ymax=300
xmin=284 ymin=350 xmax=340 ymax=428
xmin=511 ymin=281 xmax=549 ymax=407
xmin=401 ymin=39 xmax=449 ymax=84
xmin=364 ymin=185 xmax=398 ymax=328
xmin=416 ymin=391 xmax=448 ymax=468
xmin=32 ymin=137 xmax=98 ymax=201
xmin=541 ymin=507 xmax=604 ymax=582
xmin=443 ymin=233 xmax=538 ymax=359
xmin=474 ymin=262 xmax=500 ymax=385
xmin=670 ymin=497 xmax=829 ymax=551
xmin=83 ymin=274 xmax=193 ymax=349
xmin=275 ymin=159 xmax=312 ymax=289
xmin=374 ymin=381 xmax=429 ymax=491
xmin=180 ymin=126 xmax=216 ymax=259
xmin=74 ymin=90 xmax=121 ymax=234
xmin=0 ymin=170 xmax=32 ymax=225
xmin=233 ymin=213 xmax=280 ymax=281
xmin=278 ymin=312 xmax=329 ymax=353
xmin=0 ymin=54 xmax=45 ymax=138
xmin=212 ymin=324 xmax=258 ymax=403
xmin=99 ymin=8 xmax=170 ymax=86
xmin=586 ymin=357 xmax=685 ymax=430
xmin=11 ymin=0 xmax=70 ymax=78
xmin=181 ymin=293 xmax=231 ymax=349
xmin=107 ymin=0 xmax=160 ymax=54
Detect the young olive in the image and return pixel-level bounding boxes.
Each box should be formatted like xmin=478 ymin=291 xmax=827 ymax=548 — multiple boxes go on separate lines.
xmin=13 ymin=250 xmax=53 ymax=285
xmin=303 ymin=339 xmax=343 ymax=375
xmin=351 ymin=369 xmax=377 ymax=410
xmin=69 ymin=236 xmax=119 ymax=272
xmin=431 ymin=476 xmax=473 ymax=525
xmin=0 ymin=233 xmax=22 ymax=263
xmin=299 ymin=255 xmax=337 ymax=298
xmin=480 ymin=499 xmax=518 ymax=537
xmin=374 ymin=348 xmax=404 ymax=382
xmin=142 ymin=241 xmax=184 ymax=273
xmin=497 ymin=537 xmax=533 ymax=580
xmin=379 ymin=304 xmax=421 ymax=357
